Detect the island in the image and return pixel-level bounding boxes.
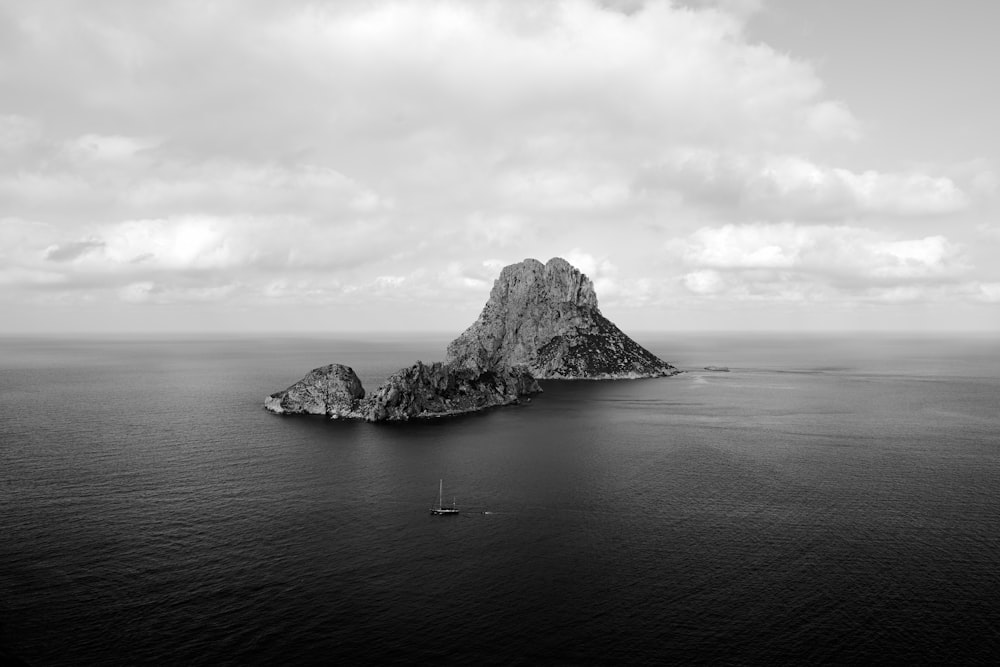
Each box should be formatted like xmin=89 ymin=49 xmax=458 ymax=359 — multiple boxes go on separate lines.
xmin=265 ymin=257 xmax=679 ymax=421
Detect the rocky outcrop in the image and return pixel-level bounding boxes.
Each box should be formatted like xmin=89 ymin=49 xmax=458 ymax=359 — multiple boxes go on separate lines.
xmin=364 ymin=361 xmax=540 ymax=421
xmin=265 ymin=361 xmax=540 ymax=421
xmin=266 ymin=257 xmax=678 ymax=421
xmin=446 ymin=257 xmax=677 ymax=379
xmin=265 ymin=364 xmax=365 ymax=418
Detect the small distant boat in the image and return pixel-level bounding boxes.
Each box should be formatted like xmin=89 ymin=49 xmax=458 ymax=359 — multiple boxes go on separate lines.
xmin=430 ymin=479 xmax=459 ymax=515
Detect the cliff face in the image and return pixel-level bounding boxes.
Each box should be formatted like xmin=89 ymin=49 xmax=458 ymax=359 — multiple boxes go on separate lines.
xmin=265 ymin=361 xmax=540 ymax=421
xmin=446 ymin=257 xmax=677 ymax=379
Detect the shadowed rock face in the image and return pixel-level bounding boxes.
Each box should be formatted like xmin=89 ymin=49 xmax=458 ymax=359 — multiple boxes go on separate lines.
xmin=446 ymin=257 xmax=677 ymax=379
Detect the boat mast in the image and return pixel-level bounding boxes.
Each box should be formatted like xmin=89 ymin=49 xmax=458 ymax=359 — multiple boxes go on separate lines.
xmin=438 ymin=479 xmax=443 ymax=508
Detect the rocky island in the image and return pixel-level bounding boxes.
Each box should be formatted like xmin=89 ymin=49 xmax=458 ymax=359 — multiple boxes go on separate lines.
xmin=265 ymin=257 xmax=678 ymax=421
xmin=447 ymin=258 xmax=676 ymax=379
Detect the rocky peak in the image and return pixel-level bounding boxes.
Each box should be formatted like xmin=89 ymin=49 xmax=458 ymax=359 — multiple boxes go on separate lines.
xmin=489 ymin=257 xmax=599 ymax=313
xmin=447 ymin=257 xmax=676 ymax=379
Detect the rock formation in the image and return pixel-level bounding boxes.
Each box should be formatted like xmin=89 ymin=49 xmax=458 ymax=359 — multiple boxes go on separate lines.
xmin=265 ymin=256 xmax=677 ymax=421
xmin=265 ymin=361 xmax=539 ymax=421
xmin=364 ymin=361 xmax=540 ymax=421
xmin=446 ymin=257 xmax=677 ymax=379
xmin=264 ymin=364 xmax=366 ymax=418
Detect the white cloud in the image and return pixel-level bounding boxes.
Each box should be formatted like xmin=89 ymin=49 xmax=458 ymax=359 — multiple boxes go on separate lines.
xmin=639 ymin=150 xmax=969 ymax=219
xmin=838 ymin=170 xmax=967 ymax=216
xmin=869 ymin=237 xmax=957 ymax=279
xmin=562 ymin=249 xmax=620 ymax=296
xmin=496 ymin=166 xmax=631 ymax=212
xmin=805 ymin=101 xmax=860 ymax=142
xmin=976 ymin=283 xmax=1000 ymax=302
xmin=673 ymin=223 xmax=970 ymax=301
xmin=5 ymin=214 xmax=411 ymax=308
xmin=0 ymin=0 xmax=868 ymax=237
xmin=465 ymin=213 xmax=529 ymax=248
xmin=374 ymin=275 xmax=406 ymax=290
xmin=563 ymin=250 xmax=616 ymax=282
xmin=64 ymin=134 xmax=160 ymax=161
xmin=124 ymin=160 xmax=390 ymax=215
xmin=682 ymin=269 xmax=726 ymax=295
xmin=0 ymin=0 xmax=994 ymax=330
xmin=0 ymin=150 xmax=390 ymax=222
xmin=1 ymin=1 xmax=864 ymax=187
xmin=437 ymin=261 xmax=499 ymax=293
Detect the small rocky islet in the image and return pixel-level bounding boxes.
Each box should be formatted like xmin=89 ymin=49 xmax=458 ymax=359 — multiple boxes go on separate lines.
xmin=265 ymin=257 xmax=679 ymax=421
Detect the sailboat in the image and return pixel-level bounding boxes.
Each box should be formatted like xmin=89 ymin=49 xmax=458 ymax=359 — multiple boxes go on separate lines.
xmin=430 ymin=479 xmax=459 ymax=515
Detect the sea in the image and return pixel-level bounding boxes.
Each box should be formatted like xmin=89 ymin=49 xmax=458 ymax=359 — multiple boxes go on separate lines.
xmin=1 ymin=332 xmax=999 ymax=665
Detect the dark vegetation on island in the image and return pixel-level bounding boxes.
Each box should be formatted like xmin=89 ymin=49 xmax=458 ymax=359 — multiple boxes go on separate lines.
xmin=265 ymin=257 xmax=679 ymax=421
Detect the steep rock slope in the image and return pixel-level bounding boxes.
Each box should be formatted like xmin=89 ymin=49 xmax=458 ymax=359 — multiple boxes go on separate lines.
xmin=446 ymin=257 xmax=677 ymax=379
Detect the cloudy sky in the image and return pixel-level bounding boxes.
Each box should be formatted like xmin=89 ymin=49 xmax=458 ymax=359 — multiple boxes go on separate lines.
xmin=2 ymin=0 xmax=997 ymax=334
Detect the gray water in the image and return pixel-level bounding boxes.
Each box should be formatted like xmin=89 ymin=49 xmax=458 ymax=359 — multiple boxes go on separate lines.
xmin=2 ymin=333 xmax=998 ymax=665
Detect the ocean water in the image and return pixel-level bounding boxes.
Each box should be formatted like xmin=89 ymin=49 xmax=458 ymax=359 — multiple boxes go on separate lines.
xmin=1 ymin=332 xmax=999 ymax=665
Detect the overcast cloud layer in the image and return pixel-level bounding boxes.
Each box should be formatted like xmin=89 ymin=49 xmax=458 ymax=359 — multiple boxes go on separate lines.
xmin=1 ymin=0 xmax=997 ymax=333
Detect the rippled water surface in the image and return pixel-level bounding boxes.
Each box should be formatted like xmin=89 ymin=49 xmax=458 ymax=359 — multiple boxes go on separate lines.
xmin=2 ymin=333 xmax=999 ymax=665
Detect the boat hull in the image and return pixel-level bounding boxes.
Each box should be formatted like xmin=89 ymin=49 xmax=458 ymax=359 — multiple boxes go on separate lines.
xmin=430 ymin=508 xmax=460 ymax=515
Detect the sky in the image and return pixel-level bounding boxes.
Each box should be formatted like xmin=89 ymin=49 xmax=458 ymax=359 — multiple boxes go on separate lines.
xmin=1 ymin=0 xmax=998 ymax=334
